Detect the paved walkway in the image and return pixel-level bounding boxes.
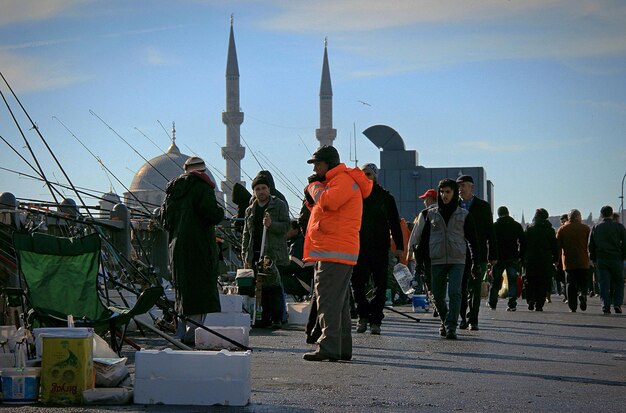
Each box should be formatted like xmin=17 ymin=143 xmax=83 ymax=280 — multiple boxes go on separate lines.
xmin=7 ymin=294 xmax=626 ymax=413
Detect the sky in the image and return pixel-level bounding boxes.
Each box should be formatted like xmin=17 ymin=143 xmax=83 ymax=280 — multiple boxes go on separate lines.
xmin=1 ymin=0 xmax=625 ymax=222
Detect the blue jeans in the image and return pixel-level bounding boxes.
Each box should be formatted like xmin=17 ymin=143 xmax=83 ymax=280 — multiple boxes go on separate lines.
xmin=431 ymin=264 xmax=465 ymax=333
xmin=489 ymin=259 xmax=519 ymax=309
xmin=595 ymin=259 xmax=624 ymax=312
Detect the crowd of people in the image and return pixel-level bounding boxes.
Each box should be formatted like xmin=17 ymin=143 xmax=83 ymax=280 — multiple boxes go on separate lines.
xmin=162 ymin=147 xmax=626 ymax=361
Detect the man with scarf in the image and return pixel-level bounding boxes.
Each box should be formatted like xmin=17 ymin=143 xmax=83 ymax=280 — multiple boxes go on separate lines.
xmin=416 ymin=179 xmax=479 ymax=340
xmin=162 ymin=156 xmax=224 ymax=344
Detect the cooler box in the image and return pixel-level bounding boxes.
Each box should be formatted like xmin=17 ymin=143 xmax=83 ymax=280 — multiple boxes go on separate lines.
xmin=134 ymin=348 xmax=251 ymax=406
xmin=39 ymin=329 xmax=95 ymax=405
xmin=412 ymin=294 xmax=429 ymax=312
xmin=235 ymin=269 xmax=255 ymax=296
xmin=286 ymin=302 xmax=311 ymax=326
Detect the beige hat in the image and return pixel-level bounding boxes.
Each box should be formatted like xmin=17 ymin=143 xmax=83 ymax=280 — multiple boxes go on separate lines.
xmin=184 ymin=156 xmax=206 ymax=172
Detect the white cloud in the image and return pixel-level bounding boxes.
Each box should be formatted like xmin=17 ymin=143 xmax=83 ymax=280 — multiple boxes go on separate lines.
xmin=142 ymin=47 xmax=171 ymax=66
xmin=0 ymin=51 xmax=89 ymax=93
xmin=459 ymin=140 xmax=526 ymax=153
xmin=0 ymin=0 xmax=92 ymax=26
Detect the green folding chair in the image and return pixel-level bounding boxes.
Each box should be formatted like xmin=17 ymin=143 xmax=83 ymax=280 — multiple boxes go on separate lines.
xmin=12 ymin=231 xmax=163 ymax=355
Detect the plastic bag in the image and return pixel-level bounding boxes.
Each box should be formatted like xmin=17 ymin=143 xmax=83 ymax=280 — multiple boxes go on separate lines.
xmin=392 ymin=263 xmax=415 ymax=295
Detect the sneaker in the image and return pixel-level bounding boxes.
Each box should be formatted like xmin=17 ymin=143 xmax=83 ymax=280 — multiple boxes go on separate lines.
xmin=506 ymin=307 xmax=516 ymax=312
xmin=614 ymin=306 xmax=622 ymax=314
xmin=356 ymin=318 xmax=368 ymax=333
xmin=439 ymin=325 xmax=447 ymax=337
xmin=370 ymin=324 xmax=381 ymax=335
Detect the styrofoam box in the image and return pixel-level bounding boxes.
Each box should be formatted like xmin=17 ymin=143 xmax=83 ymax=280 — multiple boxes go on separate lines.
xmin=203 ymin=312 xmax=251 ymax=331
xmin=286 ymin=301 xmax=311 ymax=326
xmin=134 ymin=348 xmax=251 ymax=406
xmin=195 ymin=326 xmax=249 ymax=350
xmin=219 ymin=294 xmax=244 ymax=313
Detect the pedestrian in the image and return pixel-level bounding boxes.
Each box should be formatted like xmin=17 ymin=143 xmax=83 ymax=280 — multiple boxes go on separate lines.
xmin=302 ymin=145 xmax=372 ymax=361
xmin=415 ymin=179 xmax=479 ymax=339
xmin=161 ymin=156 xmax=224 ymax=344
xmin=351 ymin=163 xmax=404 ymax=335
xmin=407 ymin=188 xmax=437 ymax=300
xmin=556 ymin=209 xmax=591 ymax=312
xmin=241 ymin=171 xmax=290 ymax=328
xmin=457 ymin=175 xmax=498 ymax=330
xmin=589 ymin=205 xmax=626 ymax=314
xmin=555 ymin=214 xmax=569 ymax=302
xmin=523 ymin=208 xmax=558 ymax=312
xmin=489 ymin=206 xmax=525 ymax=311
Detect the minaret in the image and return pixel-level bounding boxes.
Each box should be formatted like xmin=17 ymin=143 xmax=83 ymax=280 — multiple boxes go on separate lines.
xmin=221 ymin=15 xmax=245 ymax=214
xmin=315 ymin=38 xmax=337 ymax=147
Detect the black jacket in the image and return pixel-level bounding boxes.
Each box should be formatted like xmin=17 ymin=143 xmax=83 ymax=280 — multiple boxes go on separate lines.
xmin=494 ymin=215 xmax=525 ymax=261
xmin=462 ymin=196 xmax=498 ymax=262
xmin=359 ymin=183 xmax=403 ymax=252
xmin=524 ymin=218 xmax=558 ymax=271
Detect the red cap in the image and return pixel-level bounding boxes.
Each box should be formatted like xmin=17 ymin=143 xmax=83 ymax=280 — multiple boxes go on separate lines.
xmin=419 ymin=189 xmax=437 ymax=199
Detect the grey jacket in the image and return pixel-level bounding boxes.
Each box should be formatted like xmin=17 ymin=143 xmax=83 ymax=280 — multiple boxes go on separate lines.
xmin=427 ymin=207 xmax=470 ymax=265
xmin=242 ymin=196 xmax=290 ymax=267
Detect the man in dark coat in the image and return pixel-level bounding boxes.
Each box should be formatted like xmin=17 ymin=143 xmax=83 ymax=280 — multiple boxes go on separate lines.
xmin=489 ymin=206 xmax=525 ymax=311
xmin=524 ymin=208 xmax=558 ymax=311
xmin=351 ymin=163 xmax=404 ymax=335
xmin=457 ymin=175 xmax=498 ymax=330
xmin=162 ymin=156 xmax=224 ymax=344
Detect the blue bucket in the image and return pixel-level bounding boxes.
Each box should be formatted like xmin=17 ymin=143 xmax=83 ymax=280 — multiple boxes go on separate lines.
xmin=412 ymin=295 xmax=429 ymax=312
xmin=1 ymin=367 xmax=41 ymax=404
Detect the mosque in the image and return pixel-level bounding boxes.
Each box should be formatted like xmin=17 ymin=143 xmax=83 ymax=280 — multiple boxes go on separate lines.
xmin=123 ymin=18 xmax=494 ymax=221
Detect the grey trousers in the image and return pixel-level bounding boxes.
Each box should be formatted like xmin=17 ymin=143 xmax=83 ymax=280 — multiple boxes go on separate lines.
xmin=314 ymin=261 xmax=353 ymax=359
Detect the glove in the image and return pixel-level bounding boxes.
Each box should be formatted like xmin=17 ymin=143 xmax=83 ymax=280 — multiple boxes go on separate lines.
xmin=304 ymin=187 xmax=315 ymax=205
xmin=307 ymin=174 xmax=323 ymax=183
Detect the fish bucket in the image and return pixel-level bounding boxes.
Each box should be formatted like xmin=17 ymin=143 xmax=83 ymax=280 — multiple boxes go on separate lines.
xmin=412 ymin=294 xmax=429 ymax=312
xmin=1 ymin=367 xmax=41 ymax=404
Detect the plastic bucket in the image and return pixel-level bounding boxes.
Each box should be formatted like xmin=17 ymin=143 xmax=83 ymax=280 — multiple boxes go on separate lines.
xmin=1 ymin=367 xmax=41 ymax=404
xmin=412 ymin=294 xmax=429 ymax=312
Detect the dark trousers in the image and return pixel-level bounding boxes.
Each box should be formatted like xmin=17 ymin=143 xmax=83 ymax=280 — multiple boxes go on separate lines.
xmin=460 ymin=261 xmax=486 ymax=325
xmin=525 ymin=275 xmax=548 ymax=309
xmin=351 ymin=248 xmax=389 ymax=325
xmin=566 ymin=268 xmax=588 ymax=311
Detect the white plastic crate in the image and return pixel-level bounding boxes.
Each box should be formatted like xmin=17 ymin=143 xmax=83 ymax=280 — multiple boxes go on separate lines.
xmin=219 ymin=294 xmax=244 ymax=313
xmin=134 ymin=348 xmax=251 ymax=406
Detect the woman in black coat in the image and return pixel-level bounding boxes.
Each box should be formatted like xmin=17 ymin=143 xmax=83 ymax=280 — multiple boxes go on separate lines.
xmin=523 ymin=208 xmax=558 ymax=311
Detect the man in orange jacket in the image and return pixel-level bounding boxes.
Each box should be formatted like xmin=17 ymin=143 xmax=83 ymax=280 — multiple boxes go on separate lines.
xmin=302 ymin=145 xmax=372 ymax=362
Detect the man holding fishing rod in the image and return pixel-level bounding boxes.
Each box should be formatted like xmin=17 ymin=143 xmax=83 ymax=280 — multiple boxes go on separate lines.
xmin=161 ymin=156 xmax=224 ymax=345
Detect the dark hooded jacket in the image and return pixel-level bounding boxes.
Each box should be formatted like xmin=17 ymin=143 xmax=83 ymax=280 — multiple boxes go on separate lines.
xmin=494 ymin=215 xmax=525 ymax=261
xmin=524 ymin=212 xmax=558 ymax=274
xmin=162 ymin=171 xmax=224 ymax=314
xmin=359 ymin=182 xmax=403 ymax=252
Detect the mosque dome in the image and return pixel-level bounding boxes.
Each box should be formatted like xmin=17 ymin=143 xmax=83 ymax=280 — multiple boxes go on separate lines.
xmin=124 ymin=135 xmax=219 ymax=215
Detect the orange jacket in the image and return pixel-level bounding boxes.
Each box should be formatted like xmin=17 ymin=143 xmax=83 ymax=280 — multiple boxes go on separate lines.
xmin=304 ymin=164 xmax=373 ymax=265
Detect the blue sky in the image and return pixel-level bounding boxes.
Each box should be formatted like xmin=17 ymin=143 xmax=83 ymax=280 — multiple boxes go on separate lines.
xmin=1 ymin=0 xmax=625 ymax=222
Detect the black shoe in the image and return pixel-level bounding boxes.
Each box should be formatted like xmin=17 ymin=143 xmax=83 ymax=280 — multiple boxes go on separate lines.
xmin=439 ymin=325 xmax=446 ymax=337
xmin=506 ymin=307 xmax=516 ymax=312
xmin=535 ymin=307 xmax=543 ymax=312
xmin=459 ymin=320 xmax=468 ymax=330
xmin=579 ymin=297 xmax=587 ymax=311
xmin=615 ymin=306 xmax=622 ymax=314
xmin=603 ymin=310 xmax=611 ymax=315
xmin=433 ymin=309 xmax=439 ymax=318
xmin=469 ymin=324 xmax=479 ymax=331
xmin=445 ymin=330 xmax=457 ymax=340
xmin=303 ymin=352 xmax=338 ymax=362
xmin=528 ymin=303 xmax=535 ymax=311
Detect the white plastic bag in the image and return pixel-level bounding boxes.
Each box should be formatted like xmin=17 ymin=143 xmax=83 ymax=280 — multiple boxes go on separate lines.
xmin=392 ymin=263 xmax=415 ymax=295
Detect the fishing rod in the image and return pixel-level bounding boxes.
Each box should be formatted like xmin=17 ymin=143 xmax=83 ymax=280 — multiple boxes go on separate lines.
xmin=90 ymin=109 xmax=169 ymax=183
xmin=53 ymin=116 xmax=158 ymax=215
xmin=256 ymin=150 xmax=305 ymax=201
xmin=213 ymin=141 xmax=254 ymax=181
xmin=0 ymin=77 xmax=60 ymax=205
xmin=0 ymin=165 xmax=154 ymax=218
xmin=134 ymin=126 xmax=183 ymax=173
xmin=1 ymin=71 xmax=95 ymax=223
xmin=298 ymin=134 xmax=313 ymax=156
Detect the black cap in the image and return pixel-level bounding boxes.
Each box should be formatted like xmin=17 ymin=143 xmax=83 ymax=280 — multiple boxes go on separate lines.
xmin=307 ymin=145 xmax=340 ymax=164
xmin=456 ymin=175 xmax=474 ymax=184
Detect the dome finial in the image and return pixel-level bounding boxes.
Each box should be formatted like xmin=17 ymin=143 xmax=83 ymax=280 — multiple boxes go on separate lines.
xmin=172 ymin=121 xmax=176 ymax=145
xmin=166 ymin=121 xmax=180 ymax=154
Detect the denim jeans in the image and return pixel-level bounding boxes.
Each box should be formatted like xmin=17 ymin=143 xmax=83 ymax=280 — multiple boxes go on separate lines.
xmin=431 ymin=264 xmax=465 ymax=333
xmin=595 ymin=259 xmax=624 ymax=312
xmin=489 ymin=259 xmax=519 ymax=309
